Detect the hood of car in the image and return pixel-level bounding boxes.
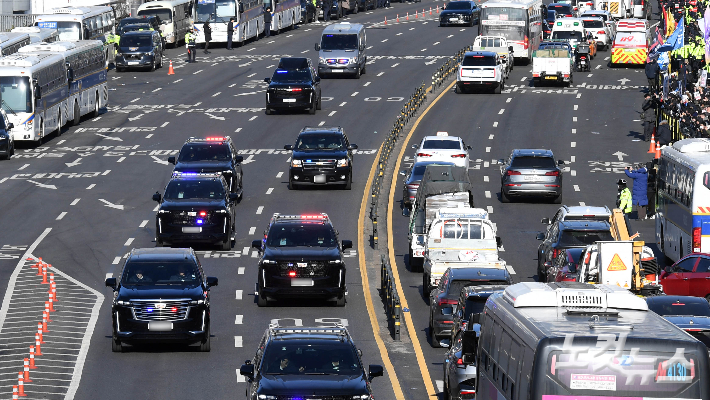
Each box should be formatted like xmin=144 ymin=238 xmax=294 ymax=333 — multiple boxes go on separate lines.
xmin=292 ymin=149 xmax=348 ymax=159
xmin=174 ymin=161 xmax=232 ymax=173
xmin=258 ymin=373 xmax=368 ymax=395
xmin=116 ymin=284 xmax=204 ymax=300
xmin=264 ymin=246 xmax=341 ymax=261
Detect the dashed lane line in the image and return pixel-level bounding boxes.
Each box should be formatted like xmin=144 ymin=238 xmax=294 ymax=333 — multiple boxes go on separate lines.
xmin=256 ymin=206 xmax=264 ymax=214
xmin=129 ymin=98 xmax=140 ymax=103
xmin=493 ymin=122 xmax=498 ymax=127
xmin=124 ymin=238 xmax=134 ymax=246
xmin=235 ymin=128 xmax=242 ymax=133
xmin=70 ymin=199 xmax=80 ymax=206
xmin=571 ymin=142 xmax=577 ymax=148
xmin=265 ymin=188 xmax=273 ymax=194
xmin=318 ymin=121 xmax=326 ymax=126
xmin=484 ymin=176 xmax=489 ymax=182
xmin=381 ymin=39 xmax=388 ymax=42
xmin=152 ymin=88 xmax=161 ymax=92
xmin=139 ymin=220 xmax=148 ymax=228
xmin=193 ymin=69 xmax=203 ymax=74
xmin=339 ymin=102 xmax=347 ymax=106
xmin=328 ymin=111 xmax=337 ymax=117
xmin=574 ymin=185 xmax=580 ymax=192
xmin=391 ymin=63 xmax=399 ymax=67
xmin=160 ymin=122 xmax=169 ymax=128
xmin=234 ymin=336 xmax=243 ymax=347
xmin=145 ymin=134 xmax=153 ymax=139
xmin=498 ymin=109 xmax=504 ymax=114
xmin=235 ymin=290 xmax=243 ymax=300
xmin=485 ymin=191 xmax=491 ymax=198
xmin=86 ymin=184 xmax=95 ymax=190
xmin=238 ymin=267 xmax=245 ymax=275
xmin=212 ymin=92 xmax=221 ymax=97
xmin=18 ymin=164 xmax=29 ymax=170
xmin=506 ymin=98 xmax=512 ymax=103
xmin=249 ymin=227 xmax=256 ymax=235
xmin=276 ymin=172 xmax=283 ymax=178
xmin=433 ymin=41 xmax=440 ymax=45
xmin=249 ymin=116 xmax=257 ymax=121
xmin=377 ymin=72 xmax=384 ymax=77
xmin=112 ymin=257 xmax=121 ymax=265
xmin=235 ymin=315 xmax=243 ymax=324
xmin=352 ymin=92 xmax=359 ymax=97
xmin=56 ymin=212 xmax=67 ymax=221
xmin=487 ymin=205 xmax=494 ymax=213
xmin=363 ymin=82 xmax=371 ymax=87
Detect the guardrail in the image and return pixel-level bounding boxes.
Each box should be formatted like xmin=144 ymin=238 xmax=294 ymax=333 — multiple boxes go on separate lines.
xmin=431 ymin=45 xmax=471 ymax=90
xmin=380 ymin=254 xmax=401 ymax=341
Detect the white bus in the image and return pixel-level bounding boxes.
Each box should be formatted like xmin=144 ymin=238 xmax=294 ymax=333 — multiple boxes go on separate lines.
xmin=19 ymin=41 xmax=107 ymax=129
xmin=137 ymin=0 xmax=194 ymax=46
xmin=11 ymin=27 xmax=60 ymax=44
xmin=0 ymin=32 xmax=32 ymax=56
xmin=194 ymin=0 xmax=264 ymax=45
xmin=0 ymin=53 xmax=68 ymax=142
xmin=264 ymin=0 xmax=300 ymax=34
xmin=479 ymin=0 xmax=544 ymax=64
xmin=656 ymin=138 xmax=710 ymax=261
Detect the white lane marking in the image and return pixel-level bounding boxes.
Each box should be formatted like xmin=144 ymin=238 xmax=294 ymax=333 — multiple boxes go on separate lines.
xmin=86 ymin=184 xmax=95 ymax=190
xmin=242 ymin=247 xmax=249 ymax=255
xmin=301 ymin=50 xmax=309 ymax=53
xmin=328 ymin=111 xmax=336 ymax=117
xmin=493 ymin=122 xmax=498 ymax=127
xmin=235 ymin=336 xmax=243 ymax=347
xmin=587 ymin=73 xmax=593 ymax=77
xmin=18 ymin=164 xmax=29 ymax=170
xmin=193 ymin=69 xmax=203 ymax=74
xmin=249 ymin=116 xmax=257 ymax=121
xmin=574 ymin=105 xmax=578 ymax=110
xmin=153 ymin=204 xmax=159 ymax=212
xmin=139 ymin=220 xmax=148 ymax=228
xmin=339 ymin=102 xmax=347 ymax=107
xmin=238 ymin=267 xmax=245 ymax=274
xmin=397 ymin=33 xmax=403 ymax=36
xmin=574 ymin=185 xmax=580 ymax=192
xmin=229 ymin=83 xmax=237 ymax=88
xmin=484 ymin=176 xmax=489 ymax=182
xmin=351 ymin=91 xmax=359 ymax=96
xmin=381 ymin=39 xmax=388 ymax=42
xmin=577 ymin=93 xmax=582 ymax=98
xmin=498 ymin=109 xmax=504 ymax=114
xmin=520 ymin=77 xmax=526 ymax=82
xmin=235 ymin=315 xmax=243 ymax=324
xmin=506 ymin=265 xmax=516 ymax=275
xmin=484 ymin=161 xmax=489 ymax=168
xmin=152 ymin=88 xmax=162 ymax=92
xmin=485 ymin=147 xmax=491 ymax=153
xmin=433 ymin=41 xmax=440 ymax=45
xmin=116 ymin=157 xmax=126 ymax=163
xmin=130 ymin=98 xmax=140 ymax=103
xmin=251 ymin=251 xmax=258 ymax=258
xmin=112 ymin=256 xmax=121 ymax=265
xmin=447 ymin=34 xmax=454 ymax=38
xmin=266 ymin=188 xmax=273 ymax=194
xmin=391 ymin=63 xmax=399 ymax=67
xmin=571 ymin=156 xmax=576 ymax=162
xmin=366 ymin=46 xmax=373 ymax=50
xmin=248 ymin=73 xmax=257 ymax=77
xmin=571 ymin=170 xmax=576 ymax=176
xmin=0 ymin=177 xmax=6 ymax=183
xmin=318 ymin=121 xmax=325 ymax=126
xmin=57 ymin=140 xmax=65 ymax=145
xmin=235 ymin=290 xmax=243 ymax=300
xmin=249 ymin=227 xmax=256 ymax=235
xmin=506 ymin=98 xmax=512 ymax=103
xmin=572 ymin=129 xmax=577 ymax=134
xmin=276 ymin=172 xmax=283 ymax=178
xmin=573 ymin=116 xmax=577 ymax=122
xmin=235 ymin=128 xmax=242 ymax=133
xmin=145 ymin=134 xmax=154 ymax=139
xmin=173 ymin=79 xmax=182 ymax=83
xmin=377 ymin=72 xmax=384 ymax=76
xmin=256 ymin=206 xmax=264 ymax=214
xmin=604 ymin=56 xmax=610 ymax=61
xmin=211 ymin=62 xmax=219 ymax=66
xmin=436 ymin=380 xmax=444 ymax=393
xmin=579 ymin=201 xmax=586 ymax=206
xmin=489 ymin=134 xmax=494 ymax=139
xmin=485 ymin=191 xmax=491 ymax=198
xmin=124 ymin=238 xmax=134 ymax=246
xmin=70 ymin=198 xmax=80 ymax=206
xmin=247 ymin=48 xmax=256 ymax=51
xmin=595 ymin=65 xmax=601 ymax=69
xmin=56 ymin=212 xmax=67 ymax=220
xmin=420 ymin=48 xmax=427 ymax=52
xmin=486 ymin=206 xmax=494 ymax=213
xmin=363 ymin=82 xmax=371 ymax=87
xmin=212 ymin=92 xmax=221 ymax=97
xmin=571 ymin=142 xmax=576 ymax=148
xmin=410 ymin=27 xmax=415 ymax=30
xmin=160 ymin=122 xmax=169 ymax=128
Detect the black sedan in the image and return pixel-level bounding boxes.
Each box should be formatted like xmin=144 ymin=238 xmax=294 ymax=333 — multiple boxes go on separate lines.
xmin=440 ymin=1 xmax=480 ymax=27
xmin=646 ymin=296 xmax=710 ymax=348
xmin=265 ymin=57 xmax=322 ymax=115
xmin=400 ymin=161 xmax=454 ymax=209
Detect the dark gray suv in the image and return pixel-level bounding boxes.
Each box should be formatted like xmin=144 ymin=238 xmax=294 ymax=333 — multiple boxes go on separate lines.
xmin=498 ymin=149 xmax=564 ymax=203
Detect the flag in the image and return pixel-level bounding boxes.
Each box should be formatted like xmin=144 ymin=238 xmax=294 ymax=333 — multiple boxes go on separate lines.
xmin=657 ymin=17 xmax=685 ymax=52
xmin=658 ymin=51 xmax=670 ymax=71
xmin=648 ymin=26 xmax=665 ymax=60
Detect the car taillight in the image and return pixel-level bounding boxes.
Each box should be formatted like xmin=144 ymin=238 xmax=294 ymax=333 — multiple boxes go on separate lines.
xmin=451 ymin=154 xmax=467 ymax=158
xmin=693 ymin=227 xmax=702 ymax=252
xmin=553 ymin=249 xmax=558 ymax=258
xmin=456 ymin=358 xmax=464 ymax=365
xmin=440 ymin=298 xmax=458 ymax=305
xmin=597 ymin=30 xmax=606 ymax=34
xmin=524 ymin=35 xmax=529 ymax=50
xmin=408 ymin=184 xmax=420 ymax=190
xmin=506 ymin=170 xmax=521 ymax=176
xmin=460 ymin=390 xmax=476 ymax=395
xmin=289 ymin=271 xmax=296 ymax=277
xmin=417 ymin=153 xmax=432 ymax=157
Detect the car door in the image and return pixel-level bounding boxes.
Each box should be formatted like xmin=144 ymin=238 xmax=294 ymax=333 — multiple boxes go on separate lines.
xmin=542 ymin=223 xmax=559 ymax=264
xmin=661 ymin=256 xmax=698 ymax=295
xmin=689 ymin=256 xmax=710 ymax=298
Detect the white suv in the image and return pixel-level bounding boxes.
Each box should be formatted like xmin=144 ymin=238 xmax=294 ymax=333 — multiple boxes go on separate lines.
xmin=456 ymin=51 xmax=505 ymax=94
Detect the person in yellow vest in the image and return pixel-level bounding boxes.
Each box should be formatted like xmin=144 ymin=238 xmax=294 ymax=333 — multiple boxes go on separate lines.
xmin=185 ymin=28 xmax=196 ymax=63
xmin=617 ymin=179 xmax=633 ymax=215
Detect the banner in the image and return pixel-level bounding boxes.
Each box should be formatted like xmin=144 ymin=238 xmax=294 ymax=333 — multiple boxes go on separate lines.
xmin=657 ymin=17 xmax=685 ymax=53
xmin=705 ymin=7 xmax=710 ymax=63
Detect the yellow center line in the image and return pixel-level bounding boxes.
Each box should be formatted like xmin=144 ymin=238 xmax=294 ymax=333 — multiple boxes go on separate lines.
xmin=387 ymin=79 xmax=457 ymax=399
xmin=358 ymin=143 xmax=405 ymax=400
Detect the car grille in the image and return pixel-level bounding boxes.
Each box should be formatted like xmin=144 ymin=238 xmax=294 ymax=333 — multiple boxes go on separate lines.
xmin=167 ymin=210 xmax=216 ymax=225
xmin=278 ymin=261 xmax=330 ymax=277
xmin=125 ymin=54 xmax=142 ymax=60
xmin=131 ymin=299 xmax=190 ymax=321
xmin=276 ymin=87 xmax=309 ymax=93
xmin=303 ymin=159 xmax=337 ymax=170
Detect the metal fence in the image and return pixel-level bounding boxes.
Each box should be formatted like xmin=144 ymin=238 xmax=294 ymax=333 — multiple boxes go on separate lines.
xmin=0 ymin=14 xmax=37 ymax=33
xmin=380 ymin=255 xmax=401 ymax=341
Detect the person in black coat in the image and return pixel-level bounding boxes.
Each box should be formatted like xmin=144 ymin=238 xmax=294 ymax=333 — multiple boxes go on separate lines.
xmin=264 ymin=8 xmax=272 ymax=37
xmin=657 ymin=120 xmax=673 ymax=146
xmin=227 ymin=18 xmax=234 ymax=50
xmin=203 ymin=18 xmax=212 ymax=54
xmin=645 ymin=58 xmax=659 ymax=92
xmin=641 ymin=93 xmax=656 ymax=142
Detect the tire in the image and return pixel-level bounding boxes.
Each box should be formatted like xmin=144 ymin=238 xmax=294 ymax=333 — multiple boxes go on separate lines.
xmin=309 ymin=100 xmax=317 ymax=114
xmin=334 ymin=295 xmax=345 ymax=307
xmin=221 ymin=228 xmax=231 ymax=250
xmin=91 ymin=94 xmax=99 ymax=118
xmin=361 ymin=62 xmax=366 ymax=75
xmin=289 ymin=179 xmax=298 ymax=190
xmin=494 ymin=83 xmax=502 ymax=94
xmin=344 ymin=173 xmax=352 ymax=190
xmin=553 ymin=192 xmax=562 ymax=204
xmin=316 ymin=95 xmax=322 ymax=110
xmin=537 ymin=259 xmax=547 ymax=282
xmin=257 ymin=293 xmax=269 ymax=307
xmin=56 ymin=108 xmax=63 ymax=136
xmin=116 ymin=66 xmax=124 ymax=72
xmin=71 ymin=101 xmax=80 ymax=126
xmin=422 ymin=274 xmax=430 ymax=295
xmin=199 ymin=323 xmax=211 ymax=352
xmin=150 ymin=60 xmax=155 ymax=72
xmin=500 ymin=189 xmax=510 ymax=203
xmin=454 ymin=85 xmax=459 ymax=94
xmin=265 ymin=107 xmax=272 ymax=115
xmin=429 ymin=319 xmax=441 ymax=348
xmin=354 ymin=66 xmax=361 ymax=79
xmin=157 ymin=55 xmax=163 ymax=68
xmin=706 ymin=295 xmax=710 ymax=303
xmin=111 ymin=337 xmax=123 ymax=352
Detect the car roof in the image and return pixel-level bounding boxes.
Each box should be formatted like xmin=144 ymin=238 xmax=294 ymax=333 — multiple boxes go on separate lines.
xmin=448 ymin=268 xmax=510 ymax=281
xmin=646 ymin=295 xmax=710 ymax=306
xmin=562 ymin=205 xmax=611 ymax=216
xmin=322 ymin=22 xmax=364 ymax=33
xmin=299 ymin=126 xmax=344 ymax=135
xmin=277 ymin=57 xmax=309 ymax=69
xmin=421 ymin=135 xmax=461 ymax=142
xmin=558 ymin=220 xmax=610 ymax=230
xmin=464 ymin=50 xmax=497 ymax=57
xmin=511 ymin=149 xmax=554 ymax=157
xmin=128 ymin=247 xmax=194 ymax=261
xmin=122 ymin=30 xmax=156 ymax=37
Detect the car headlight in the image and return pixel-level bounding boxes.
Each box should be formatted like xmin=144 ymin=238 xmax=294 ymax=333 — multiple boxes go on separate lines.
xmin=258 ymin=395 xmax=277 ymax=400
xmin=189 ymin=299 xmax=205 ymax=305
xmin=24 ymin=119 xmax=32 ymax=131
xmin=262 ymin=259 xmax=277 ymax=264
xmin=116 ymin=300 xmax=131 ymax=306
xmin=337 ymin=158 xmax=349 ymax=167
xmin=291 ymin=159 xmax=302 ymax=167
xmin=352 ymin=395 xmax=371 ymax=400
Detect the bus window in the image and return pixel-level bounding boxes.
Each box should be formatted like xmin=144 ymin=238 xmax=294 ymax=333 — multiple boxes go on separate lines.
xmin=704 ymin=171 xmax=710 ymax=190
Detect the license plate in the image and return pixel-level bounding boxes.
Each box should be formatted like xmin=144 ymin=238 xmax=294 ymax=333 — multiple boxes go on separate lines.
xmin=544 ymin=76 xmax=558 ymax=80
xmin=331 ymin=69 xmax=343 ymax=72
xmin=182 ymin=227 xmax=202 ymax=233
xmin=291 ymin=278 xmax=314 ymax=287
xmin=148 ymin=321 xmax=173 ymax=331
xmin=283 ymin=98 xmax=296 ymax=103
xmin=314 ymin=175 xmax=326 ymax=183
xmin=524 ymin=176 xmax=539 ymax=181
xmin=127 ymin=61 xmax=139 ymax=65
xmin=624 ymin=49 xmax=635 ymax=52
xmin=450 ymin=18 xmax=459 ymax=21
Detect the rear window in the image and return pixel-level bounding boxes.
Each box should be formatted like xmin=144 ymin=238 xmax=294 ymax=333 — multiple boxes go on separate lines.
xmin=558 ymin=229 xmax=613 ymax=246
xmin=421 ymin=139 xmax=462 ymax=150
xmin=478 ymin=37 xmax=504 ymax=47
xmin=548 ymin=4 xmax=572 ymax=13
xmin=552 ymin=30 xmax=583 ymax=41
xmin=462 ymin=55 xmax=496 ymax=67
xmin=648 ymin=300 xmax=710 ymax=317
xmin=510 ymin=156 xmax=556 ymax=169
xmin=614 ymin=32 xmax=645 ymax=46
xmin=564 ymin=215 xmax=610 ymax=222
xmin=464 ymin=297 xmax=488 ymax=318
xmin=582 ymin=19 xmax=604 ymax=28
xmin=583 ymin=13 xmax=608 ymax=21
xmin=441 ymin=221 xmax=484 ymax=239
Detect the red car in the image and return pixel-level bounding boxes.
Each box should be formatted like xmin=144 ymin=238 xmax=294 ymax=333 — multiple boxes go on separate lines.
xmin=660 ymin=253 xmax=710 ymax=299
xmin=545 ymin=247 xmax=584 ymax=283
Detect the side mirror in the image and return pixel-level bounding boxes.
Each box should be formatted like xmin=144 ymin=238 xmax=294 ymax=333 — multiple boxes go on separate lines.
xmin=239 ymin=363 xmax=254 ymax=378
xmin=34 ymin=85 xmax=41 ymax=100
xmin=497 ymin=158 xmax=505 ymax=164
xmin=263 ymin=77 xmax=271 ymax=83
xmin=66 ymin=67 xmax=74 ymax=82
xmin=251 ymin=239 xmax=262 ymax=250
xmin=315 ymin=43 xmax=321 ymax=51
xmin=536 ymin=232 xmax=545 ymax=240
xmin=541 ymin=217 xmax=550 ymax=224
xmin=347 ymin=144 xmax=358 ymax=150
xmin=315 ymin=76 xmax=321 ymax=83
xmin=411 ymin=144 xmax=419 ymax=149
xmin=441 ymin=307 xmax=453 ymax=316
xmin=105 ymin=277 xmax=117 ymax=290
xmin=399 ymin=170 xmax=407 ymax=176
xmin=235 ymin=155 xmax=244 ymax=163
xmin=152 ymin=192 xmax=161 ymax=203
xmin=467 ymin=145 xmax=472 ymax=150
xmin=206 ymin=276 xmax=218 ymax=287
xmin=7 ymin=123 xmax=13 ymax=130
xmin=558 ymin=160 xmax=565 ymax=165
xmin=342 ymin=240 xmax=352 ymax=250
xmin=229 ymin=193 xmax=239 ymax=202
xmin=495 ymin=236 xmax=502 ymax=248
xmin=368 ymin=365 xmax=384 ymax=380
xmin=168 ymin=156 xmax=176 ymax=164
xmin=284 ymin=144 xmax=294 ymax=150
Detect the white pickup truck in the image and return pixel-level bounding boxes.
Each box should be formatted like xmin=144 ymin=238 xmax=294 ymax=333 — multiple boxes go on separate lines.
xmin=471 ymin=36 xmax=514 ymax=75
xmin=422 ymin=208 xmax=507 ymax=293
xmin=532 ymin=44 xmax=573 ymax=87
xmin=456 ymin=51 xmax=505 ymax=94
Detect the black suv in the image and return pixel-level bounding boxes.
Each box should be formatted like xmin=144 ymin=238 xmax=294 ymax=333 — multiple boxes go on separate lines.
xmin=251 ymin=213 xmax=351 ymax=306
xmin=450 ymin=284 xmax=508 ymax=344
xmin=115 ymin=30 xmax=164 ymax=72
xmin=239 ymin=325 xmax=383 ymax=399
xmin=285 ymin=126 xmax=358 ymax=190
xmin=153 ymin=172 xmax=239 ymax=250
xmin=264 ymin=57 xmax=322 ymax=115
xmin=536 ymin=220 xmax=613 ymax=281
xmin=168 ymin=136 xmax=244 ymax=199
xmin=104 ymin=248 xmax=218 ymax=352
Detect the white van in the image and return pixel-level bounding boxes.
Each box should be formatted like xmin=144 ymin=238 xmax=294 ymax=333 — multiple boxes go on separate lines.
xmin=551 ymin=18 xmax=586 ymax=49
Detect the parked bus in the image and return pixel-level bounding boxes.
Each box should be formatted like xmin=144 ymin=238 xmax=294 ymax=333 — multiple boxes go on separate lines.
xmin=137 ymin=0 xmax=194 ymax=46
xmin=476 ymin=282 xmax=710 ymax=400
xmin=479 ymin=0 xmax=543 ymax=64
xmin=193 ymin=0 xmax=264 ymax=45
xmin=0 ymin=32 xmax=32 ymax=56
xmin=12 ymin=27 xmax=60 ymax=44
xmin=0 ymin=53 xmax=68 ymax=142
xmin=19 ymin=41 xmax=107 ymax=130
xmin=264 ymin=0 xmax=300 ymax=34
xmin=656 ymin=138 xmax=710 ymax=261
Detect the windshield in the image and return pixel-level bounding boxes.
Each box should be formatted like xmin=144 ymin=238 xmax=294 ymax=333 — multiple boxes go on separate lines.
xmin=262 ymin=342 xmax=360 ymax=375
xmin=121 ymin=261 xmax=201 ymax=285
xmin=412 ymin=162 xmax=454 ymax=179
xmin=51 ymin=21 xmax=81 ymax=41
xmin=0 ymin=76 xmax=32 ymax=114
xmin=121 ymin=24 xmax=151 ymax=34
xmin=480 ymin=25 xmax=525 ymax=41
xmin=582 ymin=19 xmax=604 ymax=28
xmin=648 ymin=300 xmax=710 ymax=317
xmin=320 ymin=34 xmax=358 ymax=51
xmin=446 ymin=1 xmax=472 ymax=10
xmin=271 ymin=68 xmax=312 ymax=83
xmin=510 ymin=156 xmax=556 ymax=169
xmin=481 ymin=7 xmax=526 ymax=21
xmin=178 ymin=143 xmax=231 ymax=162
xmin=552 ymin=30 xmax=583 ymax=41
xmin=422 ymin=139 xmax=462 ymax=150
xmin=196 ymin=0 xmax=237 ymax=23
xmin=295 ymin=134 xmax=344 ymax=150
xmin=559 ymin=229 xmax=613 ymax=246
xmin=138 ymin=9 xmax=171 ymax=23
xmin=266 ymin=223 xmax=337 ymax=247
xmin=462 ymin=55 xmax=496 ymax=66
xmin=120 ymin=35 xmax=153 ymax=47
xmin=164 ymin=179 xmax=225 ymax=200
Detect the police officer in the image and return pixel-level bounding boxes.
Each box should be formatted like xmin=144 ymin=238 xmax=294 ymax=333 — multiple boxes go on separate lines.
xmin=617 ymin=179 xmax=632 ymax=216
xmin=185 ymin=28 xmax=197 ymax=63
xmin=203 ymin=17 xmax=212 ymax=54
xmin=227 ymin=17 xmax=235 ymax=50
xmin=264 ymin=7 xmax=272 ymax=37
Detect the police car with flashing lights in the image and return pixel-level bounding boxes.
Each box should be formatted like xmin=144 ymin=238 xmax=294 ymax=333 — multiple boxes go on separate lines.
xmin=251 ymin=213 xmax=352 ymax=307
xmin=168 ymin=136 xmax=244 ymax=199
xmin=412 ymin=132 xmax=471 ymax=170
xmin=152 ymin=172 xmax=239 ymax=250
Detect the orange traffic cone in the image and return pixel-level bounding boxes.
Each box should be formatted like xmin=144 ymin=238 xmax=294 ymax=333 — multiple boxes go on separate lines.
xmin=406 ymin=12 xmax=409 ymax=20
xmin=430 ymin=6 xmax=432 ymax=15
xmin=416 ymin=10 xmax=418 ymax=18
xmin=384 ymin=16 xmax=387 ymax=25
xmin=397 ymin=14 xmax=399 ymax=22
xmin=655 ymin=143 xmax=661 ymax=159
xmin=437 ymin=5 xmax=440 ymax=13
xmin=647 ymin=133 xmax=656 ymax=153
xmin=168 ymin=60 xmax=175 ymax=75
